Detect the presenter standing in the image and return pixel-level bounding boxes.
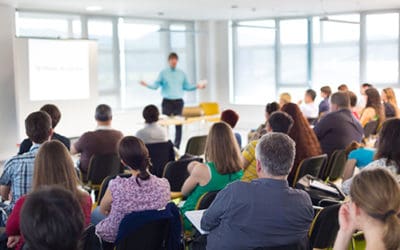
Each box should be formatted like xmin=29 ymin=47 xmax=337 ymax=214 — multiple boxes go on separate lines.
xmin=140 ymin=52 xmax=206 ymax=148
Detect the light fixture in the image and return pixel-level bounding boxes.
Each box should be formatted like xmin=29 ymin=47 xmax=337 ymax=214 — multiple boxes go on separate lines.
xmin=86 ymin=6 xmax=103 ymax=11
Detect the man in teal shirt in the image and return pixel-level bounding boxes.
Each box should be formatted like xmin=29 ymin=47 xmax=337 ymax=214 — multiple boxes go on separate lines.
xmin=140 ymin=52 xmax=205 ymax=148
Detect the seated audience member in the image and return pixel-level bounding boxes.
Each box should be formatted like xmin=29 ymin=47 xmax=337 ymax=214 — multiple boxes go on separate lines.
xmin=358 ymin=83 xmax=373 ymax=111
xmin=18 ymin=104 xmax=70 ymax=154
xmin=71 ymin=104 xmax=123 ymax=180
xmin=381 ymin=87 xmax=399 ymax=118
xmin=338 ymin=84 xmax=349 ymax=92
xmin=314 ymin=92 xmax=363 ymax=157
xmin=299 ymin=89 xmax=319 ymax=122
xmin=334 ymin=168 xmax=400 ymax=250
xmin=181 ymin=122 xmax=243 ymax=230
xmin=136 ymin=105 xmax=168 ymax=144
xmin=342 ymin=118 xmax=400 ymax=194
xmin=220 ymin=109 xmax=242 ymax=148
xmin=6 ymin=140 xmax=92 ymax=250
xmin=249 ymin=102 xmax=280 ymax=141
xmin=0 ymin=111 xmax=52 ymax=221
xmin=348 ymin=91 xmax=360 ymax=120
xmin=319 ymin=86 xmax=332 ymax=116
xmin=346 ymin=141 xmax=375 ymax=169
xmin=202 ymin=133 xmax=314 ymax=250
xmin=95 ymin=136 xmax=170 ymax=243
xmin=242 ymin=111 xmax=294 ymax=182
xmin=359 ymin=88 xmax=385 ymax=127
xmin=20 ymin=187 xmax=85 ymax=250
xmin=279 ymin=92 xmax=292 ymax=107
xmin=281 ymin=103 xmax=322 ymax=185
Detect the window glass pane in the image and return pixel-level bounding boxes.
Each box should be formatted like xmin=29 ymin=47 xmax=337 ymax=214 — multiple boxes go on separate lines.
xmin=280 ymin=19 xmax=308 ymax=84
xmin=312 ymin=15 xmax=360 ymax=91
xmin=170 ymin=24 xmax=187 ymax=49
xmin=233 ymin=20 xmax=276 ymax=104
xmin=88 ymin=19 xmax=113 ymax=49
xmin=366 ymin=13 xmax=399 ymax=83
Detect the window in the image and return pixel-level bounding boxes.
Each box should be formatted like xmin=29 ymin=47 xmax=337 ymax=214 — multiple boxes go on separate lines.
xmin=119 ymin=20 xmax=196 ymax=108
xmin=279 ymin=19 xmax=308 ymax=85
xmin=365 ymin=13 xmax=399 ymax=84
xmin=233 ymin=20 xmax=276 ymax=105
xmin=312 ymin=14 xmax=360 ymax=91
xmin=15 ymin=12 xmax=81 ymax=39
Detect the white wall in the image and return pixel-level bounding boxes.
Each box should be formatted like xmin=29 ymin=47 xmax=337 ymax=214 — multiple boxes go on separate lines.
xmin=0 ymin=4 xmax=19 ymax=160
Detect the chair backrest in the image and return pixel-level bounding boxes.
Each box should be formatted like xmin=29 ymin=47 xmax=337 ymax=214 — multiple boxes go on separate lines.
xmin=342 ymin=159 xmax=357 ymax=181
xmin=199 ymin=102 xmax=220 ymax=116
xmin=195 ymin=191 xmax=219 ymax=210
xmin=97 ymin=173 xmax=132 ymax=205
xmin=308 ymin=204 xmax=341 ymax=249
xmin=163 ymin=158 xmax=202 ymax=192
xmin=146 ymin=141 xmax=175 ymax=178
xmin=327 ymin=150 xmax=347 ymax=181
xmin=364 ymin=120 xmax=379 ymax=138
xmin=79 ymin=225 xmax=103 ymax=250
xmin=116 ymin=219 xmax=170 ymax=250
xmin=292 ymin=154 xmax=327 ymax=187
xmin=87 ymin=153 xmax=122 ymax=186
xmin=185 ymin=135 xmax=207 ymax=156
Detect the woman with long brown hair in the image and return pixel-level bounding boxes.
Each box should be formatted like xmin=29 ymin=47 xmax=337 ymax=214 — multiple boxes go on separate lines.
xmin=95 ymin=136 xmax=170 ymax=243
xmin=360 ymin=88 xmax=385 ymax=127
xmin=6 ymin=140 xmax=92 ymax=250
xmin=334 ymin=168 xmax=400 ymax=250
xmin=281 ymin=103 xmax=322 ymax=185
xmin=180 ymin=122 xmax=243 ymax=230
xmin=381 ymin=87 xmax=399 ymax=118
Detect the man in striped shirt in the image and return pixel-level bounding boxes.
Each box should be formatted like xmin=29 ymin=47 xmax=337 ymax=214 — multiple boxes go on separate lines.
xmin=0 ymin=111 xmax=52 ymax=223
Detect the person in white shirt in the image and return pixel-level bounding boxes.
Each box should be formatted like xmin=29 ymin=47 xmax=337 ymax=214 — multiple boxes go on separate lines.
xmin=300 ymin=89 xmax=319 ymax=121
xmin=136 ymin=105 xmax=168 ymax=144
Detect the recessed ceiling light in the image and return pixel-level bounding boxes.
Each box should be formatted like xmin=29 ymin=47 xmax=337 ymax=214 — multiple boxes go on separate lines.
xmin=86 ymin=6 xmax=103 ymax=11
xmin=157 ymin=12 xmax=165 ymax=16
xmin=231 ymin=5 xmax=238 ymax=9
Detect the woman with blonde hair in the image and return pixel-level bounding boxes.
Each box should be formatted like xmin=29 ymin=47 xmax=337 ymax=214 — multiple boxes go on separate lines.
xmin=180 ymin=122 xmax=243 ymax=230
xmin=334 ymin=168 xmax=400 ymax=250
xmin=6 ymin=140 xmax=92 ymax=250
xmin=279 ymin=92 xmax=292 ymax=107
xmin=381 ymin=87 xmax=399 ymax=118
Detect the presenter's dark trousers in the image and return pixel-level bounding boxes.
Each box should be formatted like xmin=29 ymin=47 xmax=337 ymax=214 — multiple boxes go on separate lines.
xmin=162 ymin=98 xmax=184 ymax=148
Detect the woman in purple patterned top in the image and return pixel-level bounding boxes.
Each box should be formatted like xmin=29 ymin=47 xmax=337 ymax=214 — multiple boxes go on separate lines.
xmin=95 ymin=136 xmax=170 ymax=243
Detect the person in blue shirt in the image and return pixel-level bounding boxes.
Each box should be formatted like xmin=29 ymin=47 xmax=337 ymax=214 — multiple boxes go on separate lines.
xmin=140 ymin=52 xmax=206 ymax=148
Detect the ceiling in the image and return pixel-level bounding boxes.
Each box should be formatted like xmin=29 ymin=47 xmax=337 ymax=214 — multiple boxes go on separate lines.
xmin=1 ymin=0 xmax=400 ymax=20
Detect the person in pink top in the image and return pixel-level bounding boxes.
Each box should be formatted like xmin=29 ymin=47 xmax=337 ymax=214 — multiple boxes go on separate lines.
xmin=95 ymin=136 xmax=170 ymax=243
xmin=6 ymin=140 xmax=92 ymax=250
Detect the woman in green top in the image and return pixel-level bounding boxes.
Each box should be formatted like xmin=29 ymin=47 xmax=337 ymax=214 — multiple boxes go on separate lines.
xmin=181 ymin=122 xmax=243 ymax=230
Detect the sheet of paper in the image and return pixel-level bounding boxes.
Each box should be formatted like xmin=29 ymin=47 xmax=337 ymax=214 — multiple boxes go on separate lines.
xmin=310 ymin=180 xmax=339 ymax=195
xmin=185 ymin=209 xmax=209 ymax=235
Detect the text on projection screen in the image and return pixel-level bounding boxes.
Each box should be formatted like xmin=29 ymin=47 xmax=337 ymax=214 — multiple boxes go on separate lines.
xmin=28 ymin=39 xmax=90 ymax=101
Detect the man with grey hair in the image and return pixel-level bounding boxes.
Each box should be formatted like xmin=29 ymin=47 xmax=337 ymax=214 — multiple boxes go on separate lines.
xmin=201 ymin=133 xmax=313 ymax=249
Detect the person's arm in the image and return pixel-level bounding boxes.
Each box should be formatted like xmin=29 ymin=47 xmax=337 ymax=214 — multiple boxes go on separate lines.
xmin=201 ymin=186 xmax=231 ymax=231
xmin=99 ymin=188 xmax=112 ymax=216
xmin=181 ymin=162 xmax=207 ymax=197
xmin=333 ymin=204 xmax=356 ymax=250
xmin=313 ymin=115 xmax=330 ymax=140
xmin=182 ymin=73 xmax=206 ymax=91
xmin=0 ymin=161 xmax=13 ymax=201
xmin=242 ymin=141 xmax=256 ymax=170
xmin=6 ymin=197 xmax=25 ymax=236
xmin=70 ymin=134 xmax=85 ymax=155
xmin=141 ymin=72 xmax=163 ymax=90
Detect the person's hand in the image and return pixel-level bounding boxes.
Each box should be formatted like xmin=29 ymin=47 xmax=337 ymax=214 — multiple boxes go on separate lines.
xmin=139 ymin=80 xmax=147 ymax=87
xmin=338 ymin=203 xmax=356 ymax=233
xmin=7 ymin=236 xmax=21 ymax=248
xmin=197 ymin=83 xmax=206 ymax=89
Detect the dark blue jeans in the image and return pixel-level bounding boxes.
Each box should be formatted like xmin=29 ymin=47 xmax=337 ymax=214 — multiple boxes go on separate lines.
xmin=162 ymin=98 xmax=184 ymax=148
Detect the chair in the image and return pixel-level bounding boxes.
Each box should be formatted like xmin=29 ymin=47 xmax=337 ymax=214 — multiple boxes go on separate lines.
xmin=195 ymin=191 xmax=219 ymax=210
xmin=327 ymin=150 xmax=347 ymax=181
xmin=84 ymin=153 xmax=123 ymax=192
xmin=96 ymin=173 xmax=132 ymax=205
xmin=185 ymin=135 xmax=207 ymax=156
xmin=363 ymin=120 xmax=379 ymax=138
xmin=253 ymin=238 xmax=309 ymax=250
xmin=146 ymin=141 xmax=175 ymax=178
xmin=199 ymin=102 xmax=220 ymax=116
xmin=342 ymin=159 xmax=357 ymax=181
xmin=292 ymin=154 xmax=327 ymax=187
xmin=115 ymin=203 xmax=183 ymax=250
xmin=79 ymin=225 xmax=103 ymax=250
xmin=308 ymin=204 xmax=341 ymax=249
xmin=163 ymin=157 xmax=202 ymax=192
